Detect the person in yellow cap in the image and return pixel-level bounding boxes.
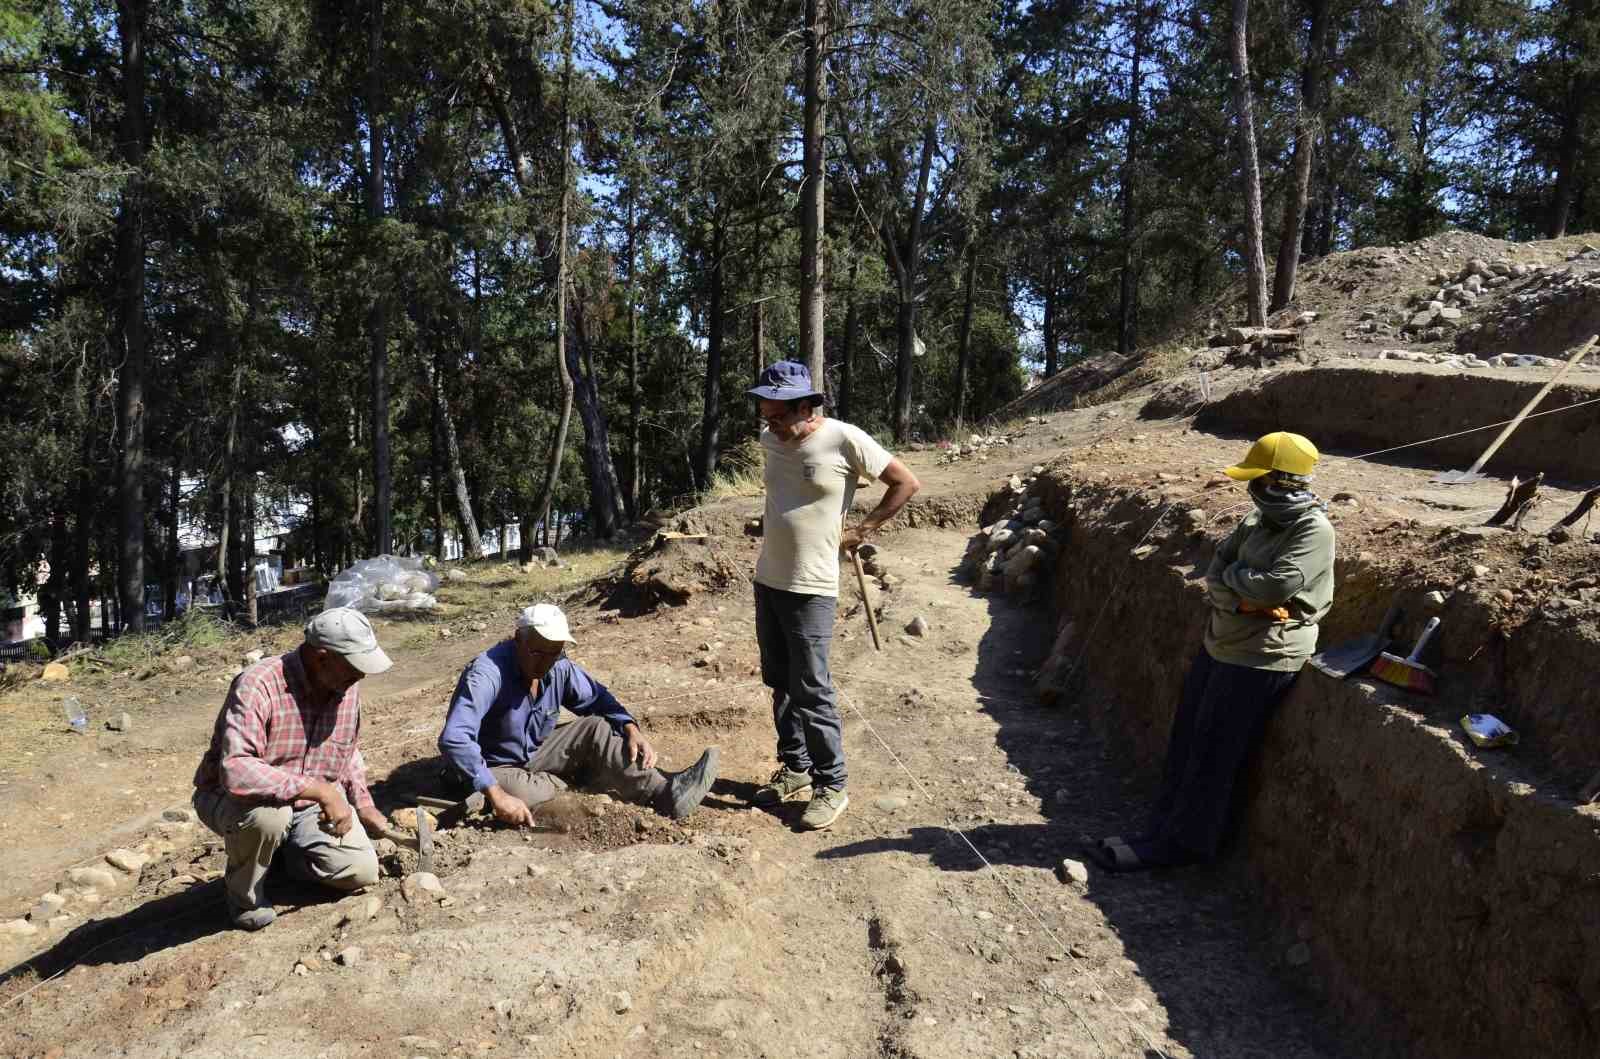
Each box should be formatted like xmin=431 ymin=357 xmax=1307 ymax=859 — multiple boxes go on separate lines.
xmin=1089 ymin=431 xmax=1335 ymax=872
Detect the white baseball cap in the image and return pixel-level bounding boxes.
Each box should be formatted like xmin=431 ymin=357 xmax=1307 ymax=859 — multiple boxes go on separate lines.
xmin=515 ymin=603 xmax=575 ymax=644
xmin=304 ymin=607 xmax=393 ymax=675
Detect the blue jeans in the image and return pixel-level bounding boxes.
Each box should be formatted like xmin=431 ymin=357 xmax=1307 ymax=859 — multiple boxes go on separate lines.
xmin=754 ymin=583 xmax=846 ymax=790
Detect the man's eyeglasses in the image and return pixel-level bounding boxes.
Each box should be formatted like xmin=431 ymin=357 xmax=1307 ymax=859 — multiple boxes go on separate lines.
xmin=761 ymin=406 xmax=805 ymax=427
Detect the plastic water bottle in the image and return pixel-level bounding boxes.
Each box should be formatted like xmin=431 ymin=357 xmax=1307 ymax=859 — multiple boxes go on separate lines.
xmin=63 ymin=696 xmax=87 ymax=734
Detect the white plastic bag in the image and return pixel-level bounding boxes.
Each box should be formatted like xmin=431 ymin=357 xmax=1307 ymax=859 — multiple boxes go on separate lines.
xmin=325 ymin=555 xmax=441 ymax=614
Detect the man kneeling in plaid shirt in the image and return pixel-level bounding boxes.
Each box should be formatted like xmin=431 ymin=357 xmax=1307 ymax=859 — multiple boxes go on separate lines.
xmin=192 ymin=608 xmax=391 ymax=930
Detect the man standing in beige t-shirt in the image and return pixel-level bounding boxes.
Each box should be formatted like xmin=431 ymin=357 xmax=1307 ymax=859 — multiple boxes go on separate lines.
xmin=746 ymin=361 xmax=920 ymax=829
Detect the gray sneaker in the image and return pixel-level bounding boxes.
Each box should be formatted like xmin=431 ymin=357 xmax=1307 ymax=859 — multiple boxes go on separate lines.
xmin=752 ymin=767 xmax=812 ymax=806
xmin=662 ymin=747 xmax=720 ymax=820
xmin=227 ymin=900 xmax=276 ymax=931
xmin=800 ymin=787 xmax=849 ymax=830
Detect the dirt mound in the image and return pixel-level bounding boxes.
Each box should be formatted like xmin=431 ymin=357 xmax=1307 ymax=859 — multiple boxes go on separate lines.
xmin=1024 ymin=232 xmax=1600 ymax=427
xmin=600 ymin=526 xmax=753 ymax=615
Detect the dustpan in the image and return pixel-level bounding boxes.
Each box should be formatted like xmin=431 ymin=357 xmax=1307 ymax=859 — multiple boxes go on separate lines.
xmin=1309 ymin=597 xmax=1403 ymax=679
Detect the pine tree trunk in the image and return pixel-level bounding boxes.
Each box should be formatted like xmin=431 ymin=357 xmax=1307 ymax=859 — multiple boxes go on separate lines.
xmin=1042 ymin=259 xmax=1059 ymax=378
xmin=569 ymin=304 xmax=627 ymax=537
xmin=840 ymin=261 xmax=859 ymax=423
xmin=626 ymin=188 xmax=642 ymax=518
xmin=164 ymin=462 xmax=179 ymax=619
xmin=698 ymin=217 xmax=726 ymax=487
xmin=1271 ymin=0 xmax=1330 ymax=312
xmin=892 ymin=293 xmax=917 ymax=442
xmin=244 ymin=474 xmax=257 ymax=619
xmin=528 ymin=0 xmax=577 ymax=550
xmin=428 ymin=355 xmax=482 ymax=559
xmin=1548 ymin=80 xmax=1589 ymax=239
xmin=217 ymin=360 xmax=243 ymax=593
xmin=1230 ymin=0 xmax=1269 ymax=327
xmin=798 ymin=0 xmax=828 ymax=391
xmin=1118 ymin=0 xmax=1145 ymax=357
xmin=72 ymin=450 xmax=92 ymax=642
xmin=954 ymin=243 xmax=977 ymax=430
xmin=890 ymin=126 xmax=937 ymax=444
xmin=430 ymin=387 xmax=446 ymax=560
xmin=367 ymin=0 xmax=392 ymax=556
xmin=752 ymin=293 xmax=766 ymax=383
xmin=44 ymin=512 xmax=68 ymax=645
xmin=115 ymin=0 xmax=148 ymax=633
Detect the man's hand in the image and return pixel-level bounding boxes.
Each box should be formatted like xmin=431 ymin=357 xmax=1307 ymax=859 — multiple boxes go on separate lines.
xmin=622 ymin=723 xmax=658 ymax=770
xmin=357 ymin=805 xmax=389 ymax=839
xmin=839 ymin=523 xmax=876 ymax=556
xmin=305 ymin=780 xmax=354 ymax=837
xmin=1238 ymin=600 xmax=1292 ymax=622
xmin=485 ymin=784 xmax=535 ymax=829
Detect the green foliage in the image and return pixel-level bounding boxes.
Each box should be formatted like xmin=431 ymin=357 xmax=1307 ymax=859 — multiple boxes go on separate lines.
xmin=4 ymin=0 xmax=1599 ymax=642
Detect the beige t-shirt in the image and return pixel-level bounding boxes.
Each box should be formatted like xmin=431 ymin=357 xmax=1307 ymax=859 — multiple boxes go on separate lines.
xmin=755 ymin=418 xmax=893 ymax=597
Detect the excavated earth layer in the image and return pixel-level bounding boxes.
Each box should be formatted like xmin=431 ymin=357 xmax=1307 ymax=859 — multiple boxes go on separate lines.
xmin=1015 ymin=443 xmax=1600 ymax=1059
xmin=1189 ymin=361 xmax=1600 ymax=484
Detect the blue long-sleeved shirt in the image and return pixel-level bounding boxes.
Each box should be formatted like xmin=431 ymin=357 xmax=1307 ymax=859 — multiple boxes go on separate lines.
xmin=438 ymin=641 xmax=636 ymax=792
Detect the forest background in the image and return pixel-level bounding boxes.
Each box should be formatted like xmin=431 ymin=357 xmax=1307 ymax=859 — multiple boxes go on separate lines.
xmin=1 ymin=0 xmax=1596 ymax=640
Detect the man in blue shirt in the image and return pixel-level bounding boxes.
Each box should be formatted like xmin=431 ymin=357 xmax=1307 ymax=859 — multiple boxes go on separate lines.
xmin=438 ymin=603 xmax=719 ymax=824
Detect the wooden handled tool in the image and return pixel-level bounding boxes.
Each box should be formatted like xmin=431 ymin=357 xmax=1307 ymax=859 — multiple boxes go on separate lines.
xmin=851 ymin=549 xmax=883 ymax=651
xmin=1434 ymin=334 xmax=1597 ymax=485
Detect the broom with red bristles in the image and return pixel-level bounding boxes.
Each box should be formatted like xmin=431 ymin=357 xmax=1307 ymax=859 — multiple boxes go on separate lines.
xmin=1370 ymin=616 xmax=1441 ymax=694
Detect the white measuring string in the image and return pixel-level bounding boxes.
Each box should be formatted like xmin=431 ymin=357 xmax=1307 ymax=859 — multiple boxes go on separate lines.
xmin=834 ymin=679 xmax=1168 ymax=1059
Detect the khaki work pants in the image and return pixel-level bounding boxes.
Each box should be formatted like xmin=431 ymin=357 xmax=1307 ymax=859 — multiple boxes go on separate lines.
xmin=484 ymin=715 xmax=669 ymax=809
xmin=192 ymin=788 xmax=380 ymax=913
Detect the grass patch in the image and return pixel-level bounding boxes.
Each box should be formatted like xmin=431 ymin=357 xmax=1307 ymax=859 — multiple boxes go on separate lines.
xmin=93 ymin=607 xmax=244 ymax=671
xmin=703 ymin=438 xmax=765 ymax=501
xmin=1072 ymin=341 xmax=1196 ymax=409
xmin=432 ymin=540 xmax=635 ymax=623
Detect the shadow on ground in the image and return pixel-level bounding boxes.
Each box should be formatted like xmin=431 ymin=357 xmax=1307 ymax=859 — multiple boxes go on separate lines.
xmin=821 ymin=554 xmax=1382 ymax=1059
xmin=0 ymin=874 xmax=351 ymax=990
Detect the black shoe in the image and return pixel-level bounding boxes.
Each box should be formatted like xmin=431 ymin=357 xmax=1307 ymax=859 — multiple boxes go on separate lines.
xmin=661 ymin=748 xmax=720 ymax=820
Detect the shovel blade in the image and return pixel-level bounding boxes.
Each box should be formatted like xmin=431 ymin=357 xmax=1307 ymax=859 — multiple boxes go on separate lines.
xmin=415 ymin=802 xmax=434 ymax=875
xmin=1431 ymin=469 xmax=1484 ymax=486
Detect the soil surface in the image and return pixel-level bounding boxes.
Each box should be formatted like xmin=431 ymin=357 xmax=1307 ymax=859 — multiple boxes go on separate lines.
xmin=5 ymin=231 xmax=1600 ymax=1058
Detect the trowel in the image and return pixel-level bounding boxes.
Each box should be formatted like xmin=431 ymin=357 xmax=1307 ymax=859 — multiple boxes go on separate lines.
xmin=1309 ymin=596 xmax=1404 ymax=679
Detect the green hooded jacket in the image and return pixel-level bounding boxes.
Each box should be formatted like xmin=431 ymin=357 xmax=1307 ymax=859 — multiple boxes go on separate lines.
xmin=1203 ymin=498 xmax=1336 ymax=671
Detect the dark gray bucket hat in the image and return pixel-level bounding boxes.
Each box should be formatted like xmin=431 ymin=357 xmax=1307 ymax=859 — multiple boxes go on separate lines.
xmin=747 ymin=360 xmax=824 ymax=403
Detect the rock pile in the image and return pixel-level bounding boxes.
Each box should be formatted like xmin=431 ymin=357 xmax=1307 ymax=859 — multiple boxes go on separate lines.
xmin=1456 ymin=262 xmax=1600 ymax=361
xmin=937 ymin=432 xmax=1014 ymax=466
xmin=1329 ymin=347 xmax=1600 ymax=372
xmin=960 ymin=467 xmax=1066 ymax=596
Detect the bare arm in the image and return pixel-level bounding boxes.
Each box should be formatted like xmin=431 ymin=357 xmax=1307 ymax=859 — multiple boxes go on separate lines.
xmin=842 ymin=457 xmax=921 ymax=553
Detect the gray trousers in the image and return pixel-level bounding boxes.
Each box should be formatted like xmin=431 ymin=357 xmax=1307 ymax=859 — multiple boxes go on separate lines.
xmin=754 ymin=582 xmax=846 ymax=789
xmin=484 ymin=715 xmax=669 ymax=810
xmin=192 ymin=788 xmax=379 ymax=913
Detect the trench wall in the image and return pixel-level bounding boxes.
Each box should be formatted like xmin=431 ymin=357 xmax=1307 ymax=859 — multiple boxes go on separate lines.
xmin=1028 ymin=472 xmax=1600 ymax=1059
xmin=1190 ymin=365 xmax=1600 ymax=483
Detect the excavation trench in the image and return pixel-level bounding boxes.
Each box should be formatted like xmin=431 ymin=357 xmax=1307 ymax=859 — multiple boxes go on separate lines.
xmin=1186 ymin=362 xmax=1600 ymax=484
xmin=1006 ymin=461 xmax=1600 ymax=1059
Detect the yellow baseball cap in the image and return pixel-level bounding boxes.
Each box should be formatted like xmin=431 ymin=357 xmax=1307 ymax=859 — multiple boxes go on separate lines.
xmin=1224 ymin=431 xmax=1319 ymax=481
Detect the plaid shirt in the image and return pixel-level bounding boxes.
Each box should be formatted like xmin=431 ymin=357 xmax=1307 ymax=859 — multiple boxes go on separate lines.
xmin=193 ymin=648 xmax=375 ymax=812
